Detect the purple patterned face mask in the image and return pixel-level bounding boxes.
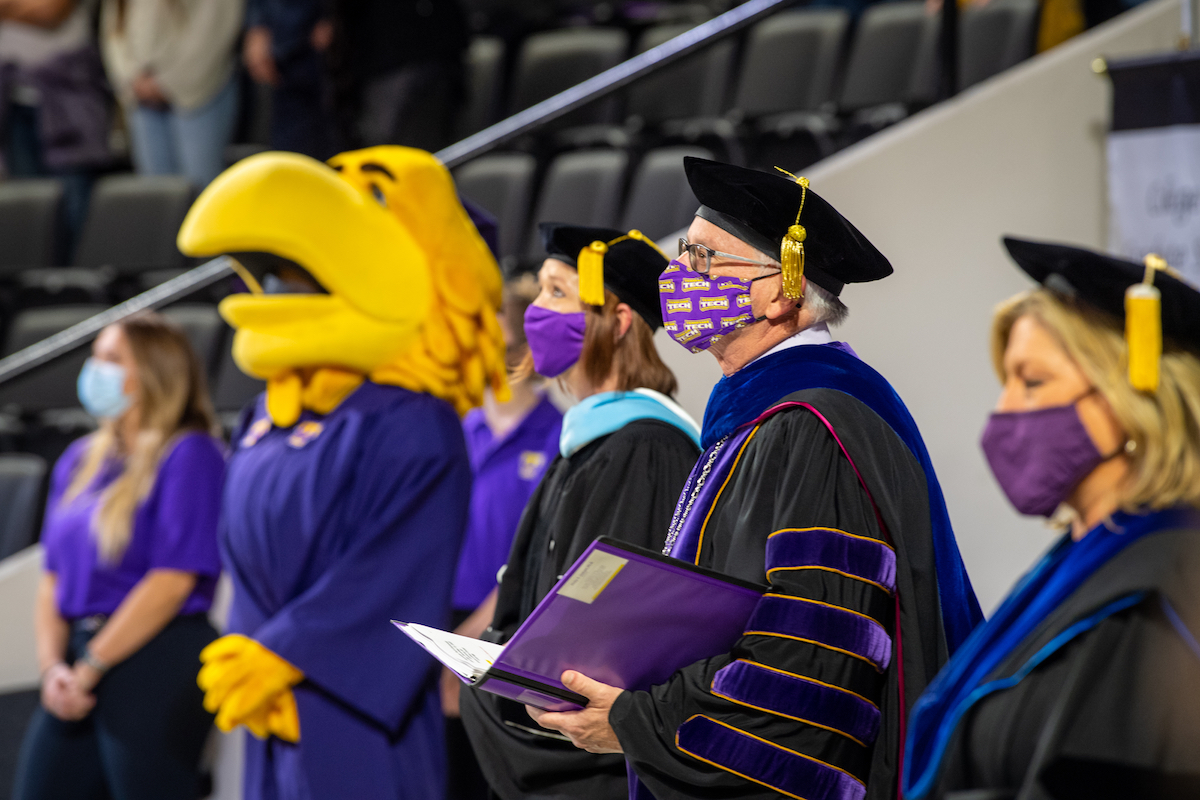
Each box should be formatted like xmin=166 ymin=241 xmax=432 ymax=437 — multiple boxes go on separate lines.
xmin=979 ymin=394 xmax=1109 ymax=517
xmin=524 ymin=304 xmax=587 ymax=378
xmin=658 ymin=259 xmax=765 ymax=353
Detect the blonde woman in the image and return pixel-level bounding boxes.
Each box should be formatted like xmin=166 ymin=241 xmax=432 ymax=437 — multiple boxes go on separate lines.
xmin=904 ymin=239 xmax=1200 ymax=800
xmin=13 ymin=311 xmax=224 ymax=800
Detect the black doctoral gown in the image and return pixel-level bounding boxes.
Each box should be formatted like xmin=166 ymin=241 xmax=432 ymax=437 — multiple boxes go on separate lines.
xmin=459 ymin=418 xmax=699 ymax=800
xmin=929 ymin=527 xmax=1200 ymax=800
xmin=611 ymin=386 xmax=959 ymax=800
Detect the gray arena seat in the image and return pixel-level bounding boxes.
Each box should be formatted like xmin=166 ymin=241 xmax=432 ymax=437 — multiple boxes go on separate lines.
xmin=620 ymin=147 xmax=711 ymax=241
xmin=960 ymin=0 xmax=1039 ymax=89
xmin=162 ymin=304 xmax=224 ymax=376
xmin=734 ymin=9 xmax=850 ymax=170
xmin=0 ymin=454 xmax=47 ymax=559
xmin=736 ymin=10 xmax=849 ymax=120
xmin=0 ymin=305 xmax=107 ymax=413
xmin=455 ymin=153 xmax=538 ymax=258
xmin=0 ymin=179 xmax=64 ymax=274
xmin=625 ymin=22 xmax=734 ymax=128
xmin=839 ymin=2 xmax=931 ymax=111
xmin=457 ymin=36 xmax=507 ymax=138
xmin=211 ymin=333 xmax=264 ymax=416
xmin=908 ymin=0 xmax=1039 ymax=103
xmin=73 ymin=174 xmax=193 ymax=274
xmin=508 ymin=28 xmax=630 ymax=127
xmin=525 ymin=149 xmax=630 ymax=256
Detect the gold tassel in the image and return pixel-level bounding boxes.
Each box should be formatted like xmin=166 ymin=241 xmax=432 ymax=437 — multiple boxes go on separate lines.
xmin=781 ymin=225 xmax=806 ymax=301
xmin=1126 ymin=254 xmax=1165 ymax=393
xmin=577 ymin=241 xmax=608 ymax=306
xmin=773 ymin=169 xmax=810 ymax=301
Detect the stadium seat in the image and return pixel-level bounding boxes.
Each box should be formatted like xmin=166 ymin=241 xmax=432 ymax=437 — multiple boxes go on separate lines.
xmin=163 ymin=304 xmax=224 ymax=376
xmin=73 ymin=174 xmax=194 ymax=274
xmin=0 ymin=305 xmax=106 ymax=413
xmin=736 ymin=9 xmax=849 ymax=121
xmin=508 ymin=28 xmax=630 ymax=128
xmin=211 ymin=333 xmax=264 ymax=416
xmin=908 ymin=0 xmax=1039 ymax=102
xmin=733 ymin=9 xmax=850 ymax=170
xmin=626 ymin=21 xmax=734 ymax=128
xmin=960 ymin=0 xmax=1039 ymax=89
xmin=836 ymin=2 xmax=934 ymax=142
xmin=0 ymin=454 xmax=47 ymax=559
xmin=458 ymin=36 xmax=507 ymax=138
xmin=0 ymin=180 xmax=64 ymax=275
xmin=525 ymin=149 xmax=630 ymax=256
xmin=455 ymin=152 xmax=538 ymax=258
xmin=620 ymin=146 xmax=711 ymax=241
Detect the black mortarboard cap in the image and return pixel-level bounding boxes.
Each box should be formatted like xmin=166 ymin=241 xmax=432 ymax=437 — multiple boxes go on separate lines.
xmin=684 ymin=157 xmax=893 ymax=297
xmin=539 ymin=222 xmax=668 ymax=330
xmin=1002 ymin=236 xmax=1200 ymax=354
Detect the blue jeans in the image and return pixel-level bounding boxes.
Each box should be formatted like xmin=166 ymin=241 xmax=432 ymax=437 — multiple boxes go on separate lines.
xmin=128 ymin=76 xmax=239 ymax=188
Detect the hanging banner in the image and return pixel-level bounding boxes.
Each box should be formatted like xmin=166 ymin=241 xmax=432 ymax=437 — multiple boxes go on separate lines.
xmin=1106 ymin=51 xmax=1200 ymax=285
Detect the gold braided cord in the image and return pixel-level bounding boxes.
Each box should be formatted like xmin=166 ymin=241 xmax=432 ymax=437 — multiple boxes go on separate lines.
xmin=575 ymin=230 xmax=668 ymax=306
xmin=774 ymin=167 xmax=810 ymax=301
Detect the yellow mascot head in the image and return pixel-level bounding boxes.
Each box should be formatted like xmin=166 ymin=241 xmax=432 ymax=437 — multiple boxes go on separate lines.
xmin=178 ymin=147 xmax=509 ymax=425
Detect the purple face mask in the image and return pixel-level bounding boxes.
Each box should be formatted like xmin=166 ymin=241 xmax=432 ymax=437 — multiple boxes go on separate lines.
xmin=980 ymin=397 xmax=1106 ymax=517
xmin=524 ymin=304 xmax=586 ymax=378
xmin=658 ymin=259 xmax=763 ymax=353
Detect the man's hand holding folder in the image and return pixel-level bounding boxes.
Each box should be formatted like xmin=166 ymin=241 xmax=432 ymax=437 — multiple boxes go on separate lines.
xmin=525 ymin=670 xmax=624 ymax=753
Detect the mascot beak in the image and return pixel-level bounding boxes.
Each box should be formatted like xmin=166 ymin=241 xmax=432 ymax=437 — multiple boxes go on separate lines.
xmin=177 ymin=152 xmax=433 ymax=378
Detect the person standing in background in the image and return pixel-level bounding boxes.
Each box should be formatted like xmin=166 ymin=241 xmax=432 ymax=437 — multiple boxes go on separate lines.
xmin=0 ymin=0 xmax=110 ymax=259
xmin=12 ymin=311 xmax=224 ymax=800
xmin=444 ymin=272 xmax=564 ymax=800
xmin=100 ymin=0 xmax=243 ymax=188
xmin=242 ymin=0 xmax=337 ymax=159
xmin=336 ymin=0 xmax=468 ymax=152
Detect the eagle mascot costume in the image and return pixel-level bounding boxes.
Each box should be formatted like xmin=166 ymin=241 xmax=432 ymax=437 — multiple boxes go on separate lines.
xmin=178 ymin=147 xmax=508 ymax=799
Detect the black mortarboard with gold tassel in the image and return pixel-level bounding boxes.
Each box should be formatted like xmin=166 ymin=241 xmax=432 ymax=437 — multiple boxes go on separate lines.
xmin=684 ymin=157 xmax=893 ymax=298
xmin=1002 ymin=237 xmax=1200 ymax=392
xmin=539 ymin=222 xmax=669 ymax=330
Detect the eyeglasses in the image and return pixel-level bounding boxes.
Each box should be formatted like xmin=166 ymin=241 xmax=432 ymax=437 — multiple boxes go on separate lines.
xmin=677 ymin=238 xmax=779 ymax=275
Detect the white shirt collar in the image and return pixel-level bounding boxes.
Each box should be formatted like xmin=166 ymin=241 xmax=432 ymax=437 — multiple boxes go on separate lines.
xmin=747 ymin=323 xmax=834 ymax=367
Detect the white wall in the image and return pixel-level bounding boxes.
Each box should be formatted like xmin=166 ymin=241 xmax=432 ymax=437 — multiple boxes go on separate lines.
xmin=0 ymin=546 xmax=43 ymax=692
xmin=655 ymin=0 xmax=1186 ymax=612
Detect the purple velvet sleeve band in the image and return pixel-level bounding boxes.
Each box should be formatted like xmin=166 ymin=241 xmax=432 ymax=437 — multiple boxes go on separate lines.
xmin=676 ymin=715 xmax=866 ymax=800
xmin=711 ymin=660 xmax=881 ymax=746
xmin=766 ymin=528 xmax=896 ymax=593
xmin=745 ymin=595 xmax=892 ymax=672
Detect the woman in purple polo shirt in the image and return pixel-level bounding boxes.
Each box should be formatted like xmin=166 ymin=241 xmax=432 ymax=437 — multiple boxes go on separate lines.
xmin=12 ymin=311 xmax=224 ymax=800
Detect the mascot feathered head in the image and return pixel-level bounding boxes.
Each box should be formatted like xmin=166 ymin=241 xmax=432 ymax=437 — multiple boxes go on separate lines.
xmin=177 ymin=147 xmax=510 ymax=425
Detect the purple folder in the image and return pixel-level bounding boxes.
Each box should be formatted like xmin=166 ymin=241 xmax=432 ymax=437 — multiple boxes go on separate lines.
xmin=474 ymin=537 xmax=766 ymax=711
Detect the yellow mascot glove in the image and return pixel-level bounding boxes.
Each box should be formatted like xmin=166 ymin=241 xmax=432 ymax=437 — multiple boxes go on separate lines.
xmin=198 ymin=634 xmax=303 ymax=740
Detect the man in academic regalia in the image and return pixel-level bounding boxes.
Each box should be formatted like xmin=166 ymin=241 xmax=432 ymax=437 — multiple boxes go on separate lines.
xmin=526 ymin=158 xmax=983 ymax=800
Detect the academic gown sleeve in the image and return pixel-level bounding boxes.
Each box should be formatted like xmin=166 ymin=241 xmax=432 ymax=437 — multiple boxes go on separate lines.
xmin=250 ymin=396 xmax=472 ymax=733
xmin=611 ymin=407 xmax=898 ymax=800
xmin=461 ymin=420 xmax=699 ymax=800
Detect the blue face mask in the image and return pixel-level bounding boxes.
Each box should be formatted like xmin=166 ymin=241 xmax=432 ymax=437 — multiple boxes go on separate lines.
xmin=77 ymin=358 xmax=132 ymax=419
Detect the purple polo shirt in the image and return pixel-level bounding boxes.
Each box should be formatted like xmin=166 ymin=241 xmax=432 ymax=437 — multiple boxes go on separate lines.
xmin=452 ymin=395 xmax=562 ymax=611
xmin=41 ymin=431 xmax=225 ymax=620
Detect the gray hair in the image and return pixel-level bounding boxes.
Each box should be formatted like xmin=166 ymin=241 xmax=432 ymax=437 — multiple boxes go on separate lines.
xmin=750 ymin=246 xmax=849 ymax=327
xmin=801 ymin=280 xmax=849 ymax=327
